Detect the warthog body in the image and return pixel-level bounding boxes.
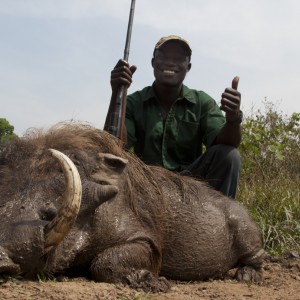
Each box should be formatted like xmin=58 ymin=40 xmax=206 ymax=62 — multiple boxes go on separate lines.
xmin=0 ymin=123 xmax=264 ymax=291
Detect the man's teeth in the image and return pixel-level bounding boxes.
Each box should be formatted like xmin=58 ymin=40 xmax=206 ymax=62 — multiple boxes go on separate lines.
xmin=163 ymin=70 xmax=175 ymax=74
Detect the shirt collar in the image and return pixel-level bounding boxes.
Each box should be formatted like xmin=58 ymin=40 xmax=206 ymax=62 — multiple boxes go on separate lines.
xmin=142 ymin=83 xmax=197 ymax=104
xmin=181 ymin=85 xmax=197 ymax=104
xmin=142 ymin=84 xmax=157 ymax=102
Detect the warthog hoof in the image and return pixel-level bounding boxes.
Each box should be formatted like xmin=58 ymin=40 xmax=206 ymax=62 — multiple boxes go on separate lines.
xmin=235 ymin=266 xmax=263 ymax=283
xmin=0 ymin=250 xmax=21 ymax=276
xmin=125 ymin=269 xmax=171 ymax=292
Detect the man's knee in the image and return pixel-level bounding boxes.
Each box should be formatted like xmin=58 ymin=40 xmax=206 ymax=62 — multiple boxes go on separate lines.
xmin=204 ymin=145 xmax=241 ymax=198
xmin=208 ymin=144 xmax=241 ymax=168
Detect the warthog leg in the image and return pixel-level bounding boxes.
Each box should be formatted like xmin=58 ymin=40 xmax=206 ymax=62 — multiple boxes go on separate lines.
xmin=90 ymin=238 xmax=169 ymax=292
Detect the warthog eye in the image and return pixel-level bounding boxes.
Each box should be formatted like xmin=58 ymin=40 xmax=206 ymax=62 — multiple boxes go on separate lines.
xmin=39 ymin=207 xmax=57 ymax=221
xmin=98 ymin=180 xmax=109 ymax=185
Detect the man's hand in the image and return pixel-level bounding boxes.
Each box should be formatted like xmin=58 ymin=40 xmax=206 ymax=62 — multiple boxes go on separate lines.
xmin=110 ymin=59 xmax=137 ymax=94
xmin=220 ymin=76 xmax=241 ymax=124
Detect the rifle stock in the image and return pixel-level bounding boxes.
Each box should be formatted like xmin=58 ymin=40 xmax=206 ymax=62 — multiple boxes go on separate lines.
xmin=104 ymin=85 xmax=127 ymax=144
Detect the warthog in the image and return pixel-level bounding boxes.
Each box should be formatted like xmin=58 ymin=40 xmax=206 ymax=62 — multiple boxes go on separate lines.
xmin=0 ymin=122 xmax=265 ymax=291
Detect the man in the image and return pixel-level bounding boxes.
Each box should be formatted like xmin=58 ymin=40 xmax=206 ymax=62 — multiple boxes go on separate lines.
xmin=107 ymin=35 xmax=243 ymax=198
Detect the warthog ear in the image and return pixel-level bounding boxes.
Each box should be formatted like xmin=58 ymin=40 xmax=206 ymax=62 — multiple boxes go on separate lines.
xmin=89 ymin=153 xmax=128 ymax=188
xmin=97 ymin=153 xmax=128 ymax=173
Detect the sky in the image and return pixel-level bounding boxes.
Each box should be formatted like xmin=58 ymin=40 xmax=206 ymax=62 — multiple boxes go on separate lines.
xmin=1 ymin=0 xmax=299 ymax=136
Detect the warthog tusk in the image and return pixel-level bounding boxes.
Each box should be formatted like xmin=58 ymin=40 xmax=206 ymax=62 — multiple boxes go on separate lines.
xmin=43 ymin=149 xmax=82 ymax=255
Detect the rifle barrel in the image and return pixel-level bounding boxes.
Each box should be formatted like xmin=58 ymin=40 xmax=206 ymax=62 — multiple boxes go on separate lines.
xmin=124 ymin=0 xmax=136 ymax=61
xmin=104 ymin=0 xmax=136 ymax=142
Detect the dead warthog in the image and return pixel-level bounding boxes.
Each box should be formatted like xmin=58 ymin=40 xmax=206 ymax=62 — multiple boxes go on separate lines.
xmin=0 ymin=122 xmax=265 ymax=291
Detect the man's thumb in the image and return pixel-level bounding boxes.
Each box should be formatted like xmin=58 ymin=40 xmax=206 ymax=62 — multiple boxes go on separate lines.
xmin=232 ymin=76 xmax=240 ymax=90
xmin=130 ymin=65 xmax=137 ymax=75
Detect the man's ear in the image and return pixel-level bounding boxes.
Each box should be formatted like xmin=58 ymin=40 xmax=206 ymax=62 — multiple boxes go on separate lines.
xmin=151 ymin=57 xmax=154 ymax=67
xmin=187 ymin=62 xmax=192 ymax=71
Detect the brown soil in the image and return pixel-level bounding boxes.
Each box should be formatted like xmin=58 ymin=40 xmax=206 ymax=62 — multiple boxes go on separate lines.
xmin=0 ymin=256 xmax=299 ymax=300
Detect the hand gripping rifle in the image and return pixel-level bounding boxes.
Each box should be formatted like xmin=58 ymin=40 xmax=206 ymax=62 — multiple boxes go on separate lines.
xmin=104 ymin=0 xmax=136 ymax=145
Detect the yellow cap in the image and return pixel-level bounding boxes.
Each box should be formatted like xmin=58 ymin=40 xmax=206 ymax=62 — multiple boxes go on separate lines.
xmin=154 ymin=35 xmax=192 ymax=57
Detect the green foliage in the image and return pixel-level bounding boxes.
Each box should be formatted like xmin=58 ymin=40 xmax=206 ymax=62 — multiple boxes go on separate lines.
xmin=37 ymin=272 xmax=56 ymax=282
xmin=238 ymin=102 xmax=300 ymax=255
xmin=0 ymin=274 xmax=23 ymax=283
xmin=0 ymin=118 xmax=18 ymax=149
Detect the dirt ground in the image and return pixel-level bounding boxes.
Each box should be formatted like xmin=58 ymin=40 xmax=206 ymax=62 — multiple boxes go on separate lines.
xmin=0 ymin=256 xmax=299 ymax=300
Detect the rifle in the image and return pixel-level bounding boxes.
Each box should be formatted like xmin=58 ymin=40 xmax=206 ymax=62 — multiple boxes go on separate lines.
xmin=104 ymin=0 xmax=136 ymax=145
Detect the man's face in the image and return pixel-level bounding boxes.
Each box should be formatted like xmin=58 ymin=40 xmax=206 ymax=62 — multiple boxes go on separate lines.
xmin=152 ymin=41 xmax=191 ymax=87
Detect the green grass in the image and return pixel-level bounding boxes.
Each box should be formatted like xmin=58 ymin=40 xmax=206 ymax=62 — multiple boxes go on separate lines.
xmin=238 ymin=176 xmax=300 ymax=256
xmin=237 ymin=105 xmax=300 ymax=256
xmin=37 ymin=272 xmax=56 ymax=282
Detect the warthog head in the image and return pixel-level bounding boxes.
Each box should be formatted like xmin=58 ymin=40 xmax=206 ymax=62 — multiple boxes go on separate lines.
xmin=0 ymin=123 xmax=131 ymax=277
xmin=0 ymin=149 xmax=82 ymax=275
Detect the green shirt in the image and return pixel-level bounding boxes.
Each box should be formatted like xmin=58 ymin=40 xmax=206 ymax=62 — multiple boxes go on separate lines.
xmin=126 ymin=84 xmax=226 ymax=171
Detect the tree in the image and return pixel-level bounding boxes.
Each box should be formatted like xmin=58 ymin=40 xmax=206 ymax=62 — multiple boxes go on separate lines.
xmin=0 ymin=118 xmax=18 ymax=149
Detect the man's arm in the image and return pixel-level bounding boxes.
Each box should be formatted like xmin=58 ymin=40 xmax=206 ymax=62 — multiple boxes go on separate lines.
xmin=214 ymin=119 xmax=242 ymax=148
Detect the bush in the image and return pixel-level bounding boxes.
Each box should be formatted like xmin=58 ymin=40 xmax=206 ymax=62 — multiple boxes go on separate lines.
xmin=0 ymin=118 xmax=18 ymax=151
xmin=238 ymin=102 xmax=300 ymax=255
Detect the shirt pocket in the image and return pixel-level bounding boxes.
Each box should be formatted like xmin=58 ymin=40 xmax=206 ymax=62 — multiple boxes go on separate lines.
xmin=176 ymin=120 xmax=201 ymax=162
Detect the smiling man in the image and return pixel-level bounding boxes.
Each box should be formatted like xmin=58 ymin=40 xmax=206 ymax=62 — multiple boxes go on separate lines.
xmin=107 ymin=35 xmax=243 ymax=198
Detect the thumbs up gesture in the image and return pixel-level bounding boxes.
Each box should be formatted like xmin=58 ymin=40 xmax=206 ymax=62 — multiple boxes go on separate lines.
xmin=220 ymin=76 xmax=242 ymax=124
